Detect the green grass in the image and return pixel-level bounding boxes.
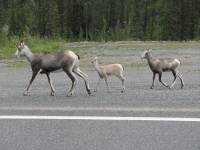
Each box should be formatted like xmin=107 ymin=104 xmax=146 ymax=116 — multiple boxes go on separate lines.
xmin=1 ymin=38 xmax=200 ymax=68
xmin=194 ymin=69 xmax=200 ymax=73
xmin=1 ymin=38 xmax=200 ymax=60
xmin=129 ymin=61 xmax=147 ymax=68
xmin=7 ymin=60 xmax=29 ymax=68
xmin=0 ymin=36 xmax=66 ymax=59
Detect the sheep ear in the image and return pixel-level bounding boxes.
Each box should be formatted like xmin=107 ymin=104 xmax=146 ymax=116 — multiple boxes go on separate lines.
xmin=94 ymin=57 xmax=98 ymax=59
xmin=20 ymin=40 xmax=25 ymax=46
xmin=148 ymin=49 xmax=151 ymax=52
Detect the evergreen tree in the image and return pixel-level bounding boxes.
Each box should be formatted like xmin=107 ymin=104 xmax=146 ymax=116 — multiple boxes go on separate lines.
xmin=1 ymin=0 xmax=200 ymax=41
xmin=45 ymin=0 xmax=60 ymax=38
xmin=0 ymin=0 xmax=3 ymax=28
xmin=131 ymin=0 xmax=145 ymax=40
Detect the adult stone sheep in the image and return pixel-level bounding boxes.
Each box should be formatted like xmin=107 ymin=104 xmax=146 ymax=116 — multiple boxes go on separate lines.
xmin=91 ymin=57 xmax=125 ymax=93
xmin=14 ymin=40 xmax=91 ymax=97
xmin=141 ymin=49 xmax=184 ymax=89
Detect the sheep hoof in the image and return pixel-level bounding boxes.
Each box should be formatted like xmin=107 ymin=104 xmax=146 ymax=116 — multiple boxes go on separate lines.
xmin=150 ymin=87 xmax=154 ymax=89
xmin=23 ymin=91 xmax=29 ymax=96
xmin=88 ymin=89 xmax=91 ymax=95
xmin=67 ymin=93 xmax=73 ymax=97
xmin=51 ymin=93 xmax=55 ymax=96
xmin=121 ymin=90 xmax=124 ymax=93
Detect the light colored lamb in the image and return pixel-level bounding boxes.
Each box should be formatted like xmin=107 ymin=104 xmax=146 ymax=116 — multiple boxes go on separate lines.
xmin=141 ymin=49 xmax=184 ymax=89
xmin=91 ymin=57 xmax=125 ymax=92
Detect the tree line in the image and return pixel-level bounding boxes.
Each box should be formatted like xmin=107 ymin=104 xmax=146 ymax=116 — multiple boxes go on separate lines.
xmin=0 ymin=0 xmax=200 ymax=42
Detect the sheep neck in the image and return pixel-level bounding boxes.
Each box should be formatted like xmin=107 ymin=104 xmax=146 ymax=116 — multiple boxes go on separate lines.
xmin=94 ymin=60 xmax=100 ymax=71
xmin=147 ymin=53 xmax=155 ymax=69
xmin=94 ymin=60 xmax=104 ymax=78
xmin=24 ymin=46 xmax=34 ymax=62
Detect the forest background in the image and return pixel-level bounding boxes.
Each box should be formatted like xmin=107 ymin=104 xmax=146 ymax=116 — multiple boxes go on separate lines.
xmin=0 ymin=0 xmax=200 ymax=59
xmin=1 ymin=0 xmax=200 ymax=41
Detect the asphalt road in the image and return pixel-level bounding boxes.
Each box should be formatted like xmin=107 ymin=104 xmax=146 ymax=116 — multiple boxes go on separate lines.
xmin=0 ymin=65 xmax=200 ymax=150
xmin=0 ymin=65 xmax=199 ymax=117
xmin=0 ymin=119 xmax=200 ymax=150
xmin=0 ymin=46 xmax=200 ymax=150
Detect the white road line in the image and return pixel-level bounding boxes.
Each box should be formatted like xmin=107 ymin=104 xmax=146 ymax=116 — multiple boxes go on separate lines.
xmin=0 ymin=116 xmax=200 ymax=122
xmin=1 ymin=106 xmax=200 ymax=112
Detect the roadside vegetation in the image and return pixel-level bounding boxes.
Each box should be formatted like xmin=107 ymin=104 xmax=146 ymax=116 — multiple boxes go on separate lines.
xmin=1 ymin=1 xmax=200 ymax=68
xmin=1 ymin=33 xmax=200 ymax=69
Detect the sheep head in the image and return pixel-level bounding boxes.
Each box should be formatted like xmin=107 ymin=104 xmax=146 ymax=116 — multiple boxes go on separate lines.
xmin=141 ymin=48 xmax=151 ymax=59
xmin=91 ymin=57 xmax=98 ymax=66
xmin=14 ymin=40 xmax=26 ymax=58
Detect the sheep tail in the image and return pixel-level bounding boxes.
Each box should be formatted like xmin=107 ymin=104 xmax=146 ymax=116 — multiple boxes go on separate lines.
xmin=178 ymin=59 xmax=181 ymax=65
xmin=76 ymin=54 xmax=80 ymax=60
xmin=122 ymin=65 xmax=125 ymax=70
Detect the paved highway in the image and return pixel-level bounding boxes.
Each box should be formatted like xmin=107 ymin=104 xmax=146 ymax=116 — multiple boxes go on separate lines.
xmin=0 ymin=66 xmax=199 ymax=150
xmin=0 ymin=117 xmax=200 ymax=150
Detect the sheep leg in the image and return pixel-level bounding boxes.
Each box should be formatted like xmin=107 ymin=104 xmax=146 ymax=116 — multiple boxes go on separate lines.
xmin=151 ymin=73 xmax=156 ymax=89
xmin=64 ymin=68 xmax=77 ymax=97
xmin=177 ymin=71 xmax=185 ymax=88
xmin=73 ymin=68 xmax=91 ymax=95
xmin=79 ymin=70 xmax=88 ymax=77
xmin=169 ymin=70 xmax=178 ymax=89
xmin=158 ymin=73 xmax=168 ymax=87
xmin=46 ymin=73 xmax=55 ymax=96
xmin=104 ymin=75 xmax=111 ymax=93
xmin=116 ymin=75 xmax=126 ymax=92
xmin=94 ymin=78 xmax=101 ymax=92
xmin=24 ymin=72 xmax=38 ymax=95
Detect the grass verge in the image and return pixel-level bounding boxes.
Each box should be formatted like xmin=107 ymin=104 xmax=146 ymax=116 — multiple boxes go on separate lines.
xmin=1 ymin=38 xmax=199 ymax=69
